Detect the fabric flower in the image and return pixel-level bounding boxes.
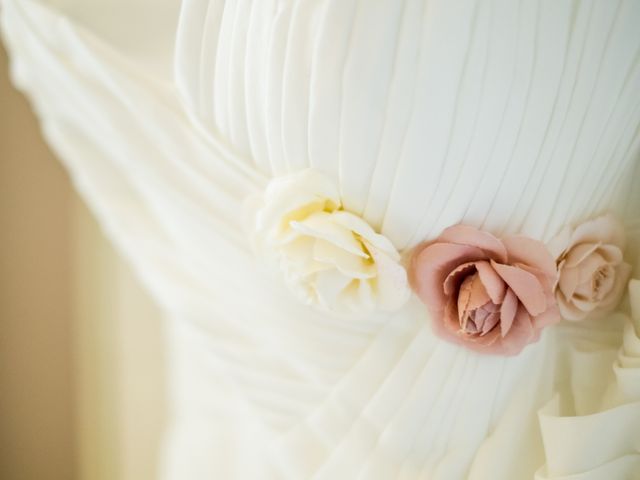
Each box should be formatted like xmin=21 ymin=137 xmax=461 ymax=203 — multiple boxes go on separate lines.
xmin=253 ymin=169 xmax=409 ymax=317
xmin=409 ymin=225 xmax=560 ymax=355
xmin=549 ymin=214 xmax=631 ymax=321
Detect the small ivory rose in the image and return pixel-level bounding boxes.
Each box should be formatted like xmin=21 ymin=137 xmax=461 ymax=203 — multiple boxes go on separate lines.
xmin=254 ymin=170 xmax=409 ymax=317
xmin=549 ymin=214 xmax=631 ymax=321
xmin=409 ymin=225 xmax=560 ymax=355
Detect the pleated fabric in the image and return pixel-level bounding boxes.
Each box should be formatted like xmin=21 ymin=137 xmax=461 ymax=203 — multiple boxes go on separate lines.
xmin=176 ymin=0 xmax=640 ymax=250
xmin=1 ymin=0 xmax=639 ymax=478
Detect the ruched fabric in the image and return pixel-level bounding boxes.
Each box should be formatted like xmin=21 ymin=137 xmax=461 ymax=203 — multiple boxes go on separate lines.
xmin=1 ymin=0 xmax=639 ymax=478
xmin=534 ymin=280 xmax=640 ymax=479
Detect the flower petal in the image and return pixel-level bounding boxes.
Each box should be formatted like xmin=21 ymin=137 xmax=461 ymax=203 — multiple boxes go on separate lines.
xmin=481 ymin=311 xmax=500 ymax=336
xmin=557 ymin=264 xmax=581 ymax=299
xmin=366 ymin=242 xmax=410 ymax=311
xmin=439 ymin=224 xmax=508 ymax=262
xmin=569 ymin=296 xmax=598 ymax=314
xmin=532 ymin=304 xmax=560 ymax=329
xmin=500 ymin=305 xmax=535 ymax=355
xmin=290 ymin=212 xmax=368 ymax=258
xmin=443 ymin=262 xmax=477 ymax=296
xmin=458 ymin=274 xmax=491 ymax=322
xmin=576 ymin=252 xmax=608 ymax=284
xmin=443 ymin=296 xmax=463 ymax=334
xmin=258 ymin=170 xmax=341 ymax=234
xmin=280 ymin=236 xmax=329 ymax=275
xmin=492 ymin=261 xmax=547 ymax=316
xmin=265 ymin=169 xmax=340 ymax=209
xmin=314 ymin=270 xmax=355 ymax=311
xmin=547 ymin=225 xmax=573 ymax=259
xmin=570 ymin=214 xmax=626 ymax=249
xmin=312 ymin=239 xmax=375 ymax=279
xmin=500 ymin=288 xmax=519 ymax=337
xmin=596 ymin=243 xmax=624 ymax=264
xmin=563 ymin=242 xmax=601 ymax=268
xmin=476 ymin=260 xmax=507 ymax=304
xmin=597 ymin=261 xmax=632 ymax=311
xmin=556 ymin=292 xmax=589 ymax=321
xmin=355 ymin=279 xmax=376 ymax=313
xmin=411 ymin=243 xmax=486 ymax=311
xmin=332 ymin=211 xmax=399 ymax=259
xmin=469 ymin=326 xmax=502 ymax=347
xmin=517 ymin=263 xmax=556 ymax=294
xmin=502 ymin=235 xmax=557 ymax=276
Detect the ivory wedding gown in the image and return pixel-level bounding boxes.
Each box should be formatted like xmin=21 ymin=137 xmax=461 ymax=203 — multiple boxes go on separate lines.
xmin=2 ymin=0 xmax=640 ymax=478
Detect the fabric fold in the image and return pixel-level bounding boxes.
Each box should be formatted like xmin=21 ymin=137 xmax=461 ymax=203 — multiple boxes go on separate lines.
xmin=535 ymin=279 xmax=640 ymax=479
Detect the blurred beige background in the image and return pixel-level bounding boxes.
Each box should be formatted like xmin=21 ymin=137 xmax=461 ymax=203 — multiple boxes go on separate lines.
xmin=0 ymin=43 xmax=165 ymax=480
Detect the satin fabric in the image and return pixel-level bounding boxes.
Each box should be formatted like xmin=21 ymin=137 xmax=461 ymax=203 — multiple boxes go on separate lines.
xmin=1 ymin=0 xmax=639 ymax=478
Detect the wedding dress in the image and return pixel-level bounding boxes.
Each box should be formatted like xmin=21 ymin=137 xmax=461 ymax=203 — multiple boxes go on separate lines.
xmin=2 ymin=0 xmax=639 ymax=478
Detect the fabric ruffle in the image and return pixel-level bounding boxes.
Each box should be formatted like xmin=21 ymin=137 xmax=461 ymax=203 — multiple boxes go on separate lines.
xmin=535 ymin=279 xmax=640 ymax=479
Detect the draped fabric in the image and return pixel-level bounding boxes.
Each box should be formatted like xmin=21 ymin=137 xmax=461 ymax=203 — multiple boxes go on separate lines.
xmin=533 ymin=280 xmax=640 ymax=479
xmin=1 ymin=0 xmax=639 ymax=478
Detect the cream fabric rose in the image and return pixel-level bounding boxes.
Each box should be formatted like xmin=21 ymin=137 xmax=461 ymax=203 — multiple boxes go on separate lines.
xmin=254 ymin=170 xmax=409 ymax=317
xmin=549 ymin=214 xmax=632 ymax=321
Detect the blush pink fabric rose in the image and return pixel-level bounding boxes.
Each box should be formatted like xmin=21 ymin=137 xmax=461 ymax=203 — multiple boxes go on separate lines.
xmin=549 ymin=214 xmax=631 ymax=321
xmin=409 ymin=225 xmax=560 ymax=356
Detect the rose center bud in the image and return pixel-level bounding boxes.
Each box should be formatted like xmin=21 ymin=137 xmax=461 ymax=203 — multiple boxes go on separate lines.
xmin=458 ymin=274 xmax=501 ymax=337
xmin=591 ymin=264 xmax=615 ymax=301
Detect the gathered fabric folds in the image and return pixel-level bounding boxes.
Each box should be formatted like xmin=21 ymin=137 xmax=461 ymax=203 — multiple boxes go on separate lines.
xmin=534 ymin=279 xmax=640 ymax=479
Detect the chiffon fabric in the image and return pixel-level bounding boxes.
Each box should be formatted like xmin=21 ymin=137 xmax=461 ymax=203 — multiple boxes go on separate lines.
xmin=1 ymin=0 xmax=639 ymax=478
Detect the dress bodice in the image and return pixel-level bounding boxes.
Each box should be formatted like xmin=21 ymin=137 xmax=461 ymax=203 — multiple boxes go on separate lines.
xmin=176 ymin=0 xmax=640 ymax=250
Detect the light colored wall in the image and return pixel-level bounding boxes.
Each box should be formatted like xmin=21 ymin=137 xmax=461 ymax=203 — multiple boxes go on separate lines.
xmin=0 ymin=42 xmax=165 ymax=480
xmin=72 ymin=198 xmax=166 ymax=480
